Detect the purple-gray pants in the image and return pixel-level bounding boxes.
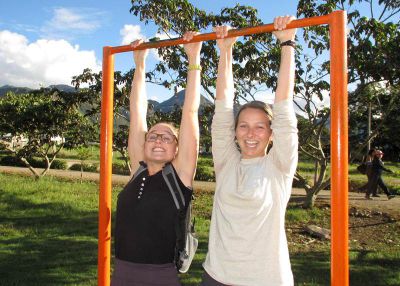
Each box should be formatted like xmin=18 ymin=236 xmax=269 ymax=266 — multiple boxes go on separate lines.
xmin=111 ymin=258 xmax=181 ymax=286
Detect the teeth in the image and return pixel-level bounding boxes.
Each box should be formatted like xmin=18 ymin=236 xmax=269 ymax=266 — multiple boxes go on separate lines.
xmin=244 ymin=140 xmax=257 ymax=148
xmin=153 ymin=148 xmax=165 ymax=152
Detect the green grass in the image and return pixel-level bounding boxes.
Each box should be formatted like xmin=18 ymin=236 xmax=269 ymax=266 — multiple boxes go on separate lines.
xmin=57 ymin=146 xmax=101 ymax=161
xmin=0 ymin=174 xmax=99 ymax=285
xmin=286 ymin=205 xmax=326 ymax=223
xmin=0 ymin=173 xmax=399 ymax=285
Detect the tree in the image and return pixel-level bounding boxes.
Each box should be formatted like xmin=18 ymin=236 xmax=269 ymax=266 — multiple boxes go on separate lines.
xmin=349 ymin=82 xmax=400 ymax=161
xmin=129 ymin=0 xmax=337 ymax=207
xmin=0 ymin=89 xmax=97 ymax=179
xmin=76 ymin=146 xmax=92 ymax=183
xmin=127 ymin=0 xmax=400 ymax=207
xmin=297 ymin=0 xmax=400 ymax=147
xmin=295 ymin=0 xmax=400 ymax=206
xmin=130 ymin=0 xmax=283 ymax=101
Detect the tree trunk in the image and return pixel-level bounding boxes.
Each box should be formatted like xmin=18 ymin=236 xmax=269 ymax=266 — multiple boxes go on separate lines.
xmin=123 ymin=154 xmax=131 ymax=173
xmin=80 ymin=162 xmax=84 ymax=184
xmin=304 ymin=190 xmax=318 ymax=209
xmin=40 ymin=155 xmax=52 ymax=177
xmin=20 ymin=157 xmax=40 ymax=179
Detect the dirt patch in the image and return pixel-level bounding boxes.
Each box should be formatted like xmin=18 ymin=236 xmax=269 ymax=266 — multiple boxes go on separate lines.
xmin=349 ymin=207 xmax=399 ymax=248
xmin=286 ymin=201 xmax=400 ymax=252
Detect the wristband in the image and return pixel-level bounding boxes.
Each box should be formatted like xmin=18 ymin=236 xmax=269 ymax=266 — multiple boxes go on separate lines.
xmin=280 ymin=40 xmax=296 ymax=48
xmin=188 ymin=64 xmax=202 ymax=71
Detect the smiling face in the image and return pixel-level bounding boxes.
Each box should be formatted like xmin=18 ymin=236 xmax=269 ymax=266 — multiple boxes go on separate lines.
xmin=144 ymin=123 xmax=178 ymax=164
xmin=235 ymin=107 xmax=272 ymax=159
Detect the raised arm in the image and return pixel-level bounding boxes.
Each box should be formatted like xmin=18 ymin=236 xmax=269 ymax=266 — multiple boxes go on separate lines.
xmin=173 ymin=32 xmax=202 ymax=187
xmin=127 ymin=39 xmax=149 ymax=173
xmin=268 ymin=16 xmax=298 ymax=176
xmin=272 ymin=16 xmax=297 ymax=103
xmin=214 ymin=26 xmax=237 ymax=101
xmin=211 ymin=27 xmax=240 ymax=173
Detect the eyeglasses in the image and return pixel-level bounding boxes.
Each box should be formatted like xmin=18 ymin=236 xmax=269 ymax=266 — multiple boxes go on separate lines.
xmin=145 ymin=132 xmax=177 ymax=144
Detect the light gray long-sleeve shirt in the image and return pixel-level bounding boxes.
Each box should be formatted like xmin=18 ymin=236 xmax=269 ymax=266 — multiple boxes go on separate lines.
xmin=203 ymin=98 xmax=298 ymax=286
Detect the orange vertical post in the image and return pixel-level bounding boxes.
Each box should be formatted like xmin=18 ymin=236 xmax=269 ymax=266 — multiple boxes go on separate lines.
xmin=98 ymin=46 xmax=114 ymax=286
xmin=329 ymin=10 xmax=349 ymax=286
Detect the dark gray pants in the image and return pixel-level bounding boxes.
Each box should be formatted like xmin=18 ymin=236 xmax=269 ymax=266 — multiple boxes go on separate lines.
xmin=111 ymin=258 xmax=181 ymax=286
xmin=367 ymin=175 xmax=391 ymax=197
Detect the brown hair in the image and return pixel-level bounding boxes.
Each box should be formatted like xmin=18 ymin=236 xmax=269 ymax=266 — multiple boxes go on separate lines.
xmin=234 ymin=101 xmax=273 ymax=130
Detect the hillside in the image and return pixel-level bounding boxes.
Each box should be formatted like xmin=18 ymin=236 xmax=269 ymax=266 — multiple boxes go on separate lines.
xmin=157 ymin=89 xmax=213 ymax=113
xmin=0 ymin=85 xmax=32 ymax=97
xmin=0 ymin=85 xmax=212 ymax=113
xmin=0 ymin=84 xmax=76 ymax=97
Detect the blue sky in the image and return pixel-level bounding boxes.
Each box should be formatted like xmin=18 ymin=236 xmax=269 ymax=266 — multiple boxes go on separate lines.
xmin=0 ymin=0 xmax=299 ymax=102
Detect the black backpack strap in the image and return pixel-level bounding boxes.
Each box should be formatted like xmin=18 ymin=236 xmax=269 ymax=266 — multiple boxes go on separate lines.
xmin=162 ymin=163 xmax=185 ymax=210
xmin=129 ymin=161 xmax=147 ymax=183
xmin=161 ymin=163 xmax=196 ymax=271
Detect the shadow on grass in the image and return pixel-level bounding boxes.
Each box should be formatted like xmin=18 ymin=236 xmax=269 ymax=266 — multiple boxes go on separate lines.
xmin=290 ymin=249 xmax=400 ymax=286
xmin=0 ymin=189 xmax=98 ymax=285
xmin=350 ymin=250 xmax=400 ymax=286
xmin=291 ymin=251 xmax=331 ymax=285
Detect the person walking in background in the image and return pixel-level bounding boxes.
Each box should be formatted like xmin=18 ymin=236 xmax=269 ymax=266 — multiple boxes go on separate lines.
xmin=358 ymin=148 xmax=375 ymax=193
xmin=111 ymin=32 xmax=202 ymax=286
xmin=201 ymin=16 xmax=298 ymax=286
xmin=366 ymin=149 xmax=396 ymax=200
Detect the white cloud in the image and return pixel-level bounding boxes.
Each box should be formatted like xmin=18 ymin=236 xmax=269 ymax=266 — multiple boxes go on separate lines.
xmin=119 ymin=27 xmax=180 ymax=62
xmin=154 ymin=32 xmax=179 ymax=41
xmin=0 ymin=30 xmax=101 ymax=88
xmin=120 ymin=25 xmax=146 ymax=45
xmin=41 ymin=7 xmax=104 ymax=39
xmin=294 ymin=90 xmax=331 ymax=118
xmin=151 ymin=32 xmax=179 ymax=61
xmin=149 ymin=95 xmax=159 ymax=101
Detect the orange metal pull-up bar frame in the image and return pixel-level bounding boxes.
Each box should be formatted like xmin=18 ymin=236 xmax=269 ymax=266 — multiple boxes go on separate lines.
xmin=98 ymin=10 xmax=348 ymax=286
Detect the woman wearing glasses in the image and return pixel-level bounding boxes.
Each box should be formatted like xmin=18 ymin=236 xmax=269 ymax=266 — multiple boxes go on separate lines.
xmin=201 ymin=16 xmax=298 ymax=285
xmin=112 ymin=32 xmax=202 ymax=286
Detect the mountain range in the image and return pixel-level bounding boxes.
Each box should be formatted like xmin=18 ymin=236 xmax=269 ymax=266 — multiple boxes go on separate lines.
xmin=0 ymin=85 xmax=213 ymax=113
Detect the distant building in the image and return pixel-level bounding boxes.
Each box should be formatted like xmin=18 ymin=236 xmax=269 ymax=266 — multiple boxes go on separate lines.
xmin=1 ymin=133 xmax=28 ymax=149
xmin=0 ymin=133 xmax=65 ymax=149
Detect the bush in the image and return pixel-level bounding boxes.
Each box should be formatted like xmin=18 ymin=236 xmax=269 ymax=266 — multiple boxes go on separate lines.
xmin=195 ymin=164 xmax=215 ymax=182
xmin=0 ymin=156 xmax=67 ymax=170
xmin=112 ymin=162 xmax=130 ymax=176
xmin=51 ymin=160 xmax=68 ymax=170
xmin=0 ymin=156 xmax=25 ymax=167
xmin=69 ymin=163 xmax=98 ymax=173
xmin=27 ymin=158 xmax=67 ymax=170
xmin=198 ymin=156 xmax=214 ymax=167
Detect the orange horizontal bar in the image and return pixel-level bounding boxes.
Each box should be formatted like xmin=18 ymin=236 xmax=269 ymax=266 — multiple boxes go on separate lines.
xmin=109 ymin=15 xmax=331 ymax=54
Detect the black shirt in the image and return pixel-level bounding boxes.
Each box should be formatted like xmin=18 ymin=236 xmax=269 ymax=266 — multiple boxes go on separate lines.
xmin=115 ymin=163 xmax=192 ymax=264
xmin=371 ymin=157 xmax=391 ymax=176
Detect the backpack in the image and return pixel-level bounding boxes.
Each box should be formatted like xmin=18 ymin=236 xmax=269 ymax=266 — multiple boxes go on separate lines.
xmin=357 ymin=163 xmax=367 ymax=175
xmin=132 ymin=162 xmax=198 ymax=273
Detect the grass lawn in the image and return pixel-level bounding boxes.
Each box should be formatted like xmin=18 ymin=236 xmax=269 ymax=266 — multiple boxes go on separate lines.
xmin=0 ymin=173 xmax=399 ymax=285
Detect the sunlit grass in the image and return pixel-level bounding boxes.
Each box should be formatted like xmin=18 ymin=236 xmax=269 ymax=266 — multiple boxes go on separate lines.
xmin=1 ymin=173 xmax=399 ymax=285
